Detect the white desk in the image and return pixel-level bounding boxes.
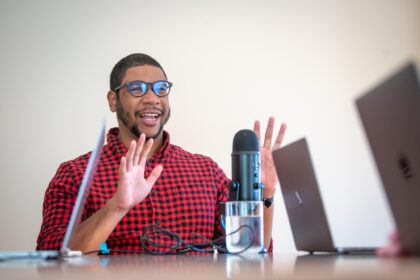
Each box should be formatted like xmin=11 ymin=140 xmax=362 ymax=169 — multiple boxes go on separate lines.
xmin=1 ymin=253 xmax=419 ymax=279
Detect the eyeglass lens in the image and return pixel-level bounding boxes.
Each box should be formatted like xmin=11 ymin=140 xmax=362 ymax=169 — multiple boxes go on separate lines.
xmin=127 ymin=81 xmax=171 ymax=97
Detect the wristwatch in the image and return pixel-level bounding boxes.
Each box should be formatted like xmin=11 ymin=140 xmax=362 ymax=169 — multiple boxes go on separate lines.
xmin=263 ymin=197 xmax=274 ymax=208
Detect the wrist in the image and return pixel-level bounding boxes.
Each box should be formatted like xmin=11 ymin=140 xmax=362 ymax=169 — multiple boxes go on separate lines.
xmin=105 ymin=197 xmax=131 ymax=218
xmin=263 ymin=182 xmax=278 ymax=198
xmin=263 ymin=189 xmax=276 ymax=199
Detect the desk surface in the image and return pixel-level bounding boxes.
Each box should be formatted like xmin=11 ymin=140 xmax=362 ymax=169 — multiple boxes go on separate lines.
xmin=1 ymin=253 xmax=419 ymax=280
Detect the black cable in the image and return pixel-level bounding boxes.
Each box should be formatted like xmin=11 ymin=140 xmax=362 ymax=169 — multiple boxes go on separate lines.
xmin=82 ymin=223 xmax=258 ymax=256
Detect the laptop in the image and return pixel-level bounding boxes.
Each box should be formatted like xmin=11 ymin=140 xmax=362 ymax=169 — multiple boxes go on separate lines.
xmin=0 ymin=120 xmax=105 ymax=261
xmin=355 ymin=62 xmax=420 ymax=255
xmin=272 ymin=138 xmax=376 ymax=254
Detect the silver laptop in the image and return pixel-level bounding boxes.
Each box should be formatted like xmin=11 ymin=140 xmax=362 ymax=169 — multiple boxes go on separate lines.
xmin=0 ymin=120 xmax=105 ymax=261
xmin=272 ymin=138 xmax=376 ymax=254
xmin=356 ymin=62 xmax=420 ymax=255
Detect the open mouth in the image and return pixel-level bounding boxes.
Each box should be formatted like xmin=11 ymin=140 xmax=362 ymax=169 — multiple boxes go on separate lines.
xmin=138 ymin=112 xmax=161 ymax=121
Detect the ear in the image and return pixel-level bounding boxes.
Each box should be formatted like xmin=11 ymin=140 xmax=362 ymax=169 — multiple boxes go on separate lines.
xmin=107 ymin=90 xmax=117 ymax=112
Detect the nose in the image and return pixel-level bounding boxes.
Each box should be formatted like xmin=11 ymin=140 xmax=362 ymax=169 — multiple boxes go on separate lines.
xmin=141 ymin=86 xmax=161 ymax=104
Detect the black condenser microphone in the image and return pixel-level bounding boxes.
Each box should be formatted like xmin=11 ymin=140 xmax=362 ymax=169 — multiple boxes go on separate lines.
xmin=229 ymin=129 xmax=263 ymax=201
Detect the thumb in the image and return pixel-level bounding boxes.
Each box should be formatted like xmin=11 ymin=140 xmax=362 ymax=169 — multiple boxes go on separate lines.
xmin=146 ymin=165 xmax=163 ymax=186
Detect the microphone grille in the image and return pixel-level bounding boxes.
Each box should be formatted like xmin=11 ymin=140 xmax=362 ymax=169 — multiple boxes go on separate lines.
xmin=232 ymin=129 xmax=259 ymax=152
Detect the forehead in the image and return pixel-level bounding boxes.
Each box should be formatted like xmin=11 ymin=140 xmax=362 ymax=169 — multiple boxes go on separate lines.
xmin=122 ymin=65 xmax=166 ymax=83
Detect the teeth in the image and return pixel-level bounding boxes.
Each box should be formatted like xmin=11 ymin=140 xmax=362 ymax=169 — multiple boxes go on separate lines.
xmin=140 ymin=113 xmax=159 ymax=118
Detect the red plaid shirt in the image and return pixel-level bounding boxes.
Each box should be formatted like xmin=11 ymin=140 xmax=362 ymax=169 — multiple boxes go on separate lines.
xmin=36 ymin=128 xmax=230 ymax=253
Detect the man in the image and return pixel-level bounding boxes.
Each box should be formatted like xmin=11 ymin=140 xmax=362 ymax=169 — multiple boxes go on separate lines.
xmin=36 ymin=53 xmax=287 ymax=254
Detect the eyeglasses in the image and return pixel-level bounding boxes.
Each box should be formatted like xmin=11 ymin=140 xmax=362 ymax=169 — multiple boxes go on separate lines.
xmin=114 ymin=80 xmax=173 ymax=97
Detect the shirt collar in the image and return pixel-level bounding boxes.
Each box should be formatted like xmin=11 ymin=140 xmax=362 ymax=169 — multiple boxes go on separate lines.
xmin=107 ymin=127 xmax=171 ymax=161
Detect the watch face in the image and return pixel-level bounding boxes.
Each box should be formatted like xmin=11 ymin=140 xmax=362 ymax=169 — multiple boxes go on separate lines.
xmin=264 ymin=197 xmax=273 ymax=208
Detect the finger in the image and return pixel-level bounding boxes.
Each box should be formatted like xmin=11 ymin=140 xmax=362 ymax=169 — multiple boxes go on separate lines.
xmin=126 ymin=140 xmax=136 ymax=171
xmin=119 ymin=156 xmax=127 ymax=177
xmin=133 ymin=134 xmax=146 ymax=165
xmin=146 ymin=164 xmax=163 ymax=186
xmin=139 ymin=138 xmax=154 ymax=166
xmin=253 ymin=120 xmax=261 ymax=147
xmin=273 ymin=123 xmax=287 ymax=150
xmin=263 ymin=116 xmax=275 ymax=149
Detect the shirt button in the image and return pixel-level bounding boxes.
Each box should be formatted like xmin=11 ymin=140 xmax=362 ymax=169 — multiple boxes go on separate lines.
xmin=155 ymin=220 xmax=160 ymax=225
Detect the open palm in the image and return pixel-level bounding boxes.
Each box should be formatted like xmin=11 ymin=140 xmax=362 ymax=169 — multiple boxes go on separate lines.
xmin=113 ymin=134 xmax=163 ymax=212
xmin=254 ymin=117 xmax=287 ymax=196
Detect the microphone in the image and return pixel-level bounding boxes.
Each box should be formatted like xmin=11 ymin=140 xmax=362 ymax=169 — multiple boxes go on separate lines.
xmin=229 ymin=129 xmax=263 ymax=201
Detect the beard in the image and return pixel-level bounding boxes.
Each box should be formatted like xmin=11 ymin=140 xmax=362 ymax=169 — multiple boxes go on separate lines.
xmin=116 ymin=98 xmax=170 ymax=140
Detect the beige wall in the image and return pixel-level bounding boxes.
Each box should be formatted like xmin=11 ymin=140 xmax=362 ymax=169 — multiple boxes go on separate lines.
xmin=0 ymin=0 xmax=419 ymax=252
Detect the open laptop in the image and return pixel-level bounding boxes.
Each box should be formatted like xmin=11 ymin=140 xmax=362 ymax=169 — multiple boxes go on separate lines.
xmin=272 ymin=138 xmax=376 ymax=254
xmin=0 ymin=120 xmax=105 ymax=261
xmin=356 ymin=62 xmax=420 ymax=255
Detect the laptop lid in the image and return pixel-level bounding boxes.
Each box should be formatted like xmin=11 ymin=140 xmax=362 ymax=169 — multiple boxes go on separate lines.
xmin=355 ymin=62 xmax=420 ymax=255
xmin=0 ymin=120 xmax=105 ymax=261
xmin=60 ymin=119 xmax=106 ymax=256
xmin=272 ymin=138 xmax=335 ymax=253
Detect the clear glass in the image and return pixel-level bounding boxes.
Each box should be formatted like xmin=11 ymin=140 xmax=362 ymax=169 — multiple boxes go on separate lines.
xmin=223 ymin=201 xmax=264 ymax=254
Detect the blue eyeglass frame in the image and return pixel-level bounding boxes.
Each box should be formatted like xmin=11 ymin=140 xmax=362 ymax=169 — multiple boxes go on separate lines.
xmin=114 ymin=80 xmax=173 ymax=97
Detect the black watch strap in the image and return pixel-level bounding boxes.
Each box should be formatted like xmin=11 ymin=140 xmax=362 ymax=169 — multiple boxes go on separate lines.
xmin=263 ymin=197 xmax=274 ymax=208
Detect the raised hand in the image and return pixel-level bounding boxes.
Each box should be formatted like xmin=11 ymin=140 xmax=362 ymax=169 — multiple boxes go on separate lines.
xmin=110 ymin=134 xmax=163 ymax=213
xmin=253 ymin=117 xmax=287 ymax=197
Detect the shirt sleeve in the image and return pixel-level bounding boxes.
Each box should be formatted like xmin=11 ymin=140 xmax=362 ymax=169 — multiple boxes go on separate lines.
xmin=36 ymin=162 xmax=80 ymax=250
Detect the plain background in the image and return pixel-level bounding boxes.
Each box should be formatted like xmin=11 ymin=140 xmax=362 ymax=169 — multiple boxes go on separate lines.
xmin=0 ymin=0 xmax=419 ymax=253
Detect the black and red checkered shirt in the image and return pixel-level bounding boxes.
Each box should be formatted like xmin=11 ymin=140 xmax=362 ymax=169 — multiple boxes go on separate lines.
xmin=36 ymin=128 xmax=230 ymax=253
